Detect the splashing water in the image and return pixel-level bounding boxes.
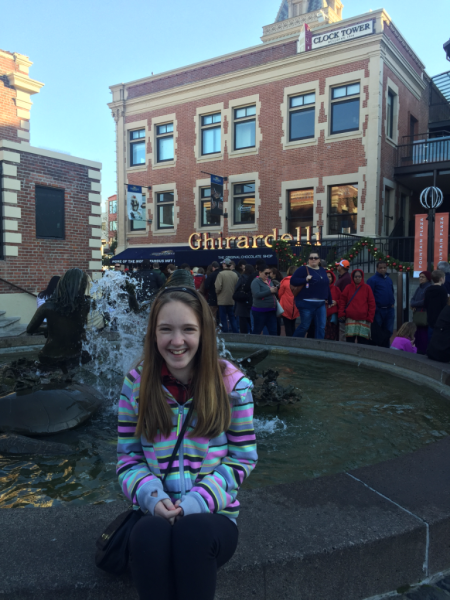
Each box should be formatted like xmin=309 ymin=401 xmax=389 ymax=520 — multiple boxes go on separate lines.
xmin=254 ymin=416 xmax=287 ymax=437
xmin=82 ymin=271 xmax=147 ymax=400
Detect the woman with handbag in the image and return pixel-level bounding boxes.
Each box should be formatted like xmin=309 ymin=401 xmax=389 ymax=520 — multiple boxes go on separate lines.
xmin=338 ymin=269 xmax=376 ymax=344
xmin=410 ymin=271 xmax=432 ymax=354
xmin=233 ymin=264 xmax=255 ymax=334
xmin=250 ymin=263 xmax=279 ymax=336
xmin=278 ymin=265 xmax=299 ymax=337
xmin=115 ymin=286 xmax=257 ymax=600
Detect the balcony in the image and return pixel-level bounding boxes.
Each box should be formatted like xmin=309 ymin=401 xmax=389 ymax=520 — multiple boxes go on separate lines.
xmin=396 ymin=131 xmax=450 ymax=169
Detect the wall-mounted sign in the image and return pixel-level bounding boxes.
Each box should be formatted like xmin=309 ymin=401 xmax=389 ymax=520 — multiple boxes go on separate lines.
xmin=127 ymin=184 xmax=145 ymax=221
xmin=413 ymin=214 xmax=428 ymax=277
xmin=298 ymin=20 xmax=375 ymax=53
xmin=210 ymin=175 xmax=224 ymax=217
xmin=188 ymin=227 xmax=321 ymax=250
xmin=434 ymin=212 xmax=449 ymax=267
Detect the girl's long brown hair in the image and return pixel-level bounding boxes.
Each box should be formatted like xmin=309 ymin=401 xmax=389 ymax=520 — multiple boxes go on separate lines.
xmin=396 ymin=321 xmax=417 ymax=341
xmin=136 ymin=289 xmax=232 ymax=442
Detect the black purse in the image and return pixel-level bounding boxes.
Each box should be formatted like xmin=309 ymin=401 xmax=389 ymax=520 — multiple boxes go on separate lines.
xmin=95 ymin=401 xmax=195 ymax=574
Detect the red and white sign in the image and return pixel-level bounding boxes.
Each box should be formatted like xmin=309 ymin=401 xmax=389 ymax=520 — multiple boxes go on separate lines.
xmin=414 ymin=214 xmax=428 ymax=277
xmin=433 ymin=212 xmax=449 ymax=268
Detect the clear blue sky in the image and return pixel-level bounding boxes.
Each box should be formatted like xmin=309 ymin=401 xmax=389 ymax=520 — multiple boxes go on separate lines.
xmin=2 ymin=0 xmax=449 ymax=204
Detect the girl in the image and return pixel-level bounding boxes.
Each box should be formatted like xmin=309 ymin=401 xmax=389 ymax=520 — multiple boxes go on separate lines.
xmin=391 ymin=322 xmax=417 ymax=353
xmin=338 ymin=269 xmax=376 ymax=344
xmin=36 ymin=275 xmax=60 ymax=325
xmin=325 ymin=270 xmax=341 ymax=341
xmin=278 ymin=265 xmax=299 ymax=337
xmin=117 ymin=287 xmax=257 ymax=600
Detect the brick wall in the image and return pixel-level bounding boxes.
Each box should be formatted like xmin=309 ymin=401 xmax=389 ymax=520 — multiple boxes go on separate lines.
xmin=127 ymin=41 xmax=298 ymax=99
xmin=125 ymin=58 xmax=370 ymax=245
xmin=0 ymin=151 xmax=100 ymax=295
xmin=0 ymin=53 xmax=22 ymax=143
xmin=108 ymin=193 xmax=117 ymax=240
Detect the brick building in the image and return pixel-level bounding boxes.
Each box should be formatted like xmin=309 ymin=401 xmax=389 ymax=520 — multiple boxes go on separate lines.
xmin=0 ymin=49 xmax=102 ymax=326
xmin=108 ymin=0 xmax=449 ymax=267
xmin=107 ymin=194 xmax=118 ymax=242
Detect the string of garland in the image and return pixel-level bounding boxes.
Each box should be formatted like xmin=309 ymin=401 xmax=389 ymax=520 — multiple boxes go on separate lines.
xmin=273 ymin=238 xmax=413 ymax=273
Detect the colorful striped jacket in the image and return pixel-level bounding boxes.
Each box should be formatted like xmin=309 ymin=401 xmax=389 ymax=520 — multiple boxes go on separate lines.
xmin=117 ymin=360 xmax=257 ymax=522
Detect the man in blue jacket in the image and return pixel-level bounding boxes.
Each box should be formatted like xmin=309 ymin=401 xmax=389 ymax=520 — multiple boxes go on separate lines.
xmin=366 ymin=261 xmax=395 ymax=343
xmin=290 ymin=251 xmax=333 ymax=339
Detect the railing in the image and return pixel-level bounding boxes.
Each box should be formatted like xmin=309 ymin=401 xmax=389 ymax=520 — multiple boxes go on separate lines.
xmin=0 ymin=277 xmax=38 ymax=297
xmin=397 ymin=131 xmax=450 ymax=168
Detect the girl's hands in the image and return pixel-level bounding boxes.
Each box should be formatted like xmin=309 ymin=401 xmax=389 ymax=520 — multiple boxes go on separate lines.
xmin=174 ymin=499 xmax=184 ymax=522
xmin=154 ymin=498 xmax=182 ymax=525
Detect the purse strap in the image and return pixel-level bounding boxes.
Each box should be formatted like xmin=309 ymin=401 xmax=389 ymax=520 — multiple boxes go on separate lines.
xmin=162 ymin=401 xmax=195 ymax=486
xmin=345 ymin=285 xmax=362 ymax=309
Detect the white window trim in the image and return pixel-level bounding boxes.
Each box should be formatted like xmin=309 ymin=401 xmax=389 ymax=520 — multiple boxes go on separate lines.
xmin=324 ymin=71 xmax=366 ymax=143
xmin=278 ymin=178 xmax=319 ymax=234
xmin=321 ymin=172 xmax=363 ymax=238
xmin=194 ymin=102 xmax=225 ymax=163
xmin=225 ymin=95 xmax=262 ymax=159
xmin=151 ymin=182 xmax=178 ymax=236
xmin=281 ymin=82 xmax=319 ymax=150
xmin=227 ymin=172 xmax=260 ymax=232
xmin=150 ymin=114 xmax=177 ymax=169
xmin=126 ymin=119 xmax=147 ymax=171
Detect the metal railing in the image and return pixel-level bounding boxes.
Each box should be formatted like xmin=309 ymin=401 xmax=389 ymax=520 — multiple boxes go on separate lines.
xmin=0 ymin=277 xmax=38 ymax=297
xmin=397 ymin=130 xmax=450 ymax=168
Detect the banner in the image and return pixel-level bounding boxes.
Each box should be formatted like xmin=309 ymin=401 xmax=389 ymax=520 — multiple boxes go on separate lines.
xmin=127 ymin=184 xmax=145 ymax=221
xmin=210 ymin=175 xmax=224 ymax=217
xmin=434 ymin=212 xmax=449 ymax=268
xmin=414 ymin=214 xmax=428 ymax=277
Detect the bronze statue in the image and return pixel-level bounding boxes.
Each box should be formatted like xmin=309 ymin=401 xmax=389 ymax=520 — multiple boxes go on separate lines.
xmin=27 ymin=268 xmax=90 ymax=366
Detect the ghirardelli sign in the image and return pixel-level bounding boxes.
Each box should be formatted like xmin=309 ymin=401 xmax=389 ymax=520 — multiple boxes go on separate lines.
xmin=298 ymin=20 xmax=375 ymax=53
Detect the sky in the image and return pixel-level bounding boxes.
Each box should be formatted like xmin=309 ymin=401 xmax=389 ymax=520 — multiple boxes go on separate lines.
xmin=1 ymin=0 xmax=449 ymax=206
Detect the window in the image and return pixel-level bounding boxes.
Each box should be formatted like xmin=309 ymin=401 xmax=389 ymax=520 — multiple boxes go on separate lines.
xmin=109 ymin=221 xmax=117 ymax=231
xmin=328 ymin=184 xmax=358 ymax=235
xmin=109 ymin=200 xmax=117 ymax=214
xmin=289 ymin=93 xmax=315 ymax=141
xmin=387 ymin=90 xmax=395 ymax=139
xmin=200 ymin=187 xmax=220 ymax=227
xmin=130 ymin=129 xmax=145 ymax=166
xmin=234 ymin=106 xmax=256 ymax=150
xmin=201 ymin=113 xmax=221 ymax=155
xmin=233 ymin=183 xmax=255 ymax=225
xmin=156 ymin=123 xmax=174 ymax=162
xmin=35 ymin=186 xmax=65 ymax=239
xmin=288 ymin=189 xmax=314 ymax=236
xmin=157 ymin=192 xmax=174 ymax=229
xmin=330 ymin=83 xmax=360 ymax=135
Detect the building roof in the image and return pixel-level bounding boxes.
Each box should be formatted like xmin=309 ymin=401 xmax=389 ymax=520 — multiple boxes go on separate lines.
xmin=276 ymin=0 xmax=327 ymax=22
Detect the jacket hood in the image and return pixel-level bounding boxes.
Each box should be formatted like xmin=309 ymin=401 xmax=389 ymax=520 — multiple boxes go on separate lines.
xmin=326 ymin=270 xmax=336 ymax=285
xmin=427 ymin=284 xmax=446 ymax=297
xmin=351 ymin=268 xmax=365 ymax=285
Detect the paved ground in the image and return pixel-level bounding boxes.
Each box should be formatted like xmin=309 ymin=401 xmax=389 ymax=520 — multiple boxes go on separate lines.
xmin=377 ymin=575 xmax=450 ymax=599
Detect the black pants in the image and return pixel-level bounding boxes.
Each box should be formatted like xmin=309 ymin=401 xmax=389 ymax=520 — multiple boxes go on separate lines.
xmin=346 ymin=336 xmax=370 ymax=344
xmin=282 ymin=317 xmax=296 ymax=337
xmin=239 ymin=316 xmax=252 ymax=334
xmin=129 ymin=513 xmax=238 ymax=600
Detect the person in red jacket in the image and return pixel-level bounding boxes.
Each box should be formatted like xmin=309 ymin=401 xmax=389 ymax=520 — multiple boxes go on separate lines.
xmin=278 ymin=265 xmax=299 ymax=337
xmin=338 ymin=269 xmax=376 ymax=344
xmin=325 ymin=270 xmax=341 ymax=341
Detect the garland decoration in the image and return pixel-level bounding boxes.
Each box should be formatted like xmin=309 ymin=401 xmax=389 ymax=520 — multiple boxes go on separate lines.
xmin=274 ymin=238 xmax=413 ymax=273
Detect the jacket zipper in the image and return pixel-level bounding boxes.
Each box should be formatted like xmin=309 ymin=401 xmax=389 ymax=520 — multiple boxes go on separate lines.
xmin=178 ymin=403 xmax=186 ymax=497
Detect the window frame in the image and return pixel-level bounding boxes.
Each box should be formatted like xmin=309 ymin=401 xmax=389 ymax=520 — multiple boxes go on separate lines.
xmin=387 ymin=89 xmax=395 ymax=140
xmin=156 ymin=123 xmax=174 ymax=163
xmin=201 ymin=113 xmax=221 ymax=156
xmin=156 ymin=191 xmax=175 ymax=230
xmin=35 ymin=185 xmax=65 ymax=240
xmin=327 ymin=183 xmax=359 ymax=235
xmin=288 ymin=93 xmax=316 ymax=142
xmin=109 ymin=200 xmax=117 ymax=214
xmin=330 ymin=83 xmax=361 ymax=136
xmin=129 ymin=129 xmax=146 ymax=167
xmin=233 ymin=105 xmax=256 ymax=151
xmin=109 ymin=220 xmax=117 ymax=232
xmin=287 ymin=188 xmax=315 ymax=235
xmin=232 ymin=182 xmax=256 ymax=225
xmin=200 ymin=186 xmax=221 ymax=228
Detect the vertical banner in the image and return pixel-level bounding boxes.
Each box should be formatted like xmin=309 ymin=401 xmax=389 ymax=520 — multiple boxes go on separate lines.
xmin=434 ymin=212 xmax=449 ymax=267
xmin=127 ymin=184 xmax=145 ymax=221
xmin=414 ymin=214 xmax=428 ymax=277
xmin=210 ymin=175 xmax=224 ymax=217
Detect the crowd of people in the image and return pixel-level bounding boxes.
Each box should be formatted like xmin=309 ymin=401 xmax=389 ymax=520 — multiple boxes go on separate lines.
xmin=104 ymin=254 xmax=450 ymax=362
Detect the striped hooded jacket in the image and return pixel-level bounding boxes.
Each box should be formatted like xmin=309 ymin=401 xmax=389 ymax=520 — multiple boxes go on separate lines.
xmin=117 ymin=360 xmax=257 ymax=522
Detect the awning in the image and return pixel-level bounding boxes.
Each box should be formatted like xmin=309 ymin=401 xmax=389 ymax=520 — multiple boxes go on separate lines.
xmin=112 ymin=245 xmax=277 ymax=265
